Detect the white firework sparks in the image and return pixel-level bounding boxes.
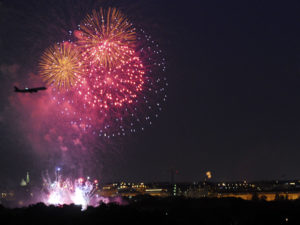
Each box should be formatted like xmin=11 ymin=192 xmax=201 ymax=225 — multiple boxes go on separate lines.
xmin=43 ymin=174 xmax=99 ymax=210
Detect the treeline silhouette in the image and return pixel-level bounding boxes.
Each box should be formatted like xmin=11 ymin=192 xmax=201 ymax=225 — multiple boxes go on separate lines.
xmin=1 ymin=196 xmax=300 ymax=225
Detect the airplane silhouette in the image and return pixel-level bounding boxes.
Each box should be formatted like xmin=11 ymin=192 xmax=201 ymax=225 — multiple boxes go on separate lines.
xmin=14 ymin=86 xmax=47 ymax=93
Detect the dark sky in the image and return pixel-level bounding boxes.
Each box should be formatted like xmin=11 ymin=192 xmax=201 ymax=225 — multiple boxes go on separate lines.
xmin=1 ymin=0 xmax=300 ymax=184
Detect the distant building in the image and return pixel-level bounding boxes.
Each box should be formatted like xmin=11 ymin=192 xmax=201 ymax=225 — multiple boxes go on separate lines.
xmin=145 ymin=188 xmax=169 ymax=197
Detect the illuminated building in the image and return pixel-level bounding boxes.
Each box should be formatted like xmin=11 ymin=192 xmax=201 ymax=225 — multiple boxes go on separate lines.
xmin=145 ymin=188 xmax=169 ymax=197
xmin=98 ymin=184 xmax=118 ymax=197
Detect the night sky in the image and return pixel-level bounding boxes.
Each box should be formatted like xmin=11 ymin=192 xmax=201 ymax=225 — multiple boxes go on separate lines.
xmin=1 ymin=0 xmax=300 ymax=185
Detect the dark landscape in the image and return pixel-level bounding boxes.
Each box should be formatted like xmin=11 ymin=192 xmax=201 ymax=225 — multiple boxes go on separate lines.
xmin=1 ymin=197 xmax=299 ymax=225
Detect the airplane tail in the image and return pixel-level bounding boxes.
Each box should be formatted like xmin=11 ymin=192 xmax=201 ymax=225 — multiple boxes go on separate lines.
xmin=14 ymin=86 xmax=19 ymax=91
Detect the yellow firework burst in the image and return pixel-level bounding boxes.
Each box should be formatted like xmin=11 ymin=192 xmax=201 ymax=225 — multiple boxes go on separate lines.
xmin=77 ymin=7 xmax=136 ymax=68
xmin=39 ymin=43 xmax=82 ymax=89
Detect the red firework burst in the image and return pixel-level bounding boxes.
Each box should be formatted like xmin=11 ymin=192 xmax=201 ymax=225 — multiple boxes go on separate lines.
xmin=75 ymin=48 xmax=145 ymax=109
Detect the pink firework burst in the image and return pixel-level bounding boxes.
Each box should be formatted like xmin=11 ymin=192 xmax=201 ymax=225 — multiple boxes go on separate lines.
xmin=77 ymin=47 xmax=145 ymax=109
xmin=51 ymin=30 xmax=167 ymax=138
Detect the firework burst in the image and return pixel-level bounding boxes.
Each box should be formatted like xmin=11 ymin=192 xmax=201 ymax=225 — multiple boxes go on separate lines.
xmin=40 ymin=7 xmax=167 ymax=138
xmin=77 ymin=7 xmax=136 ymax=69
xmin=76 ymin=48 xmax=145 ymax=109
xmin=39 ymin=42 xmax=83 ymax=89
xmin=51 ymin=29 xmax=167 ymax=138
